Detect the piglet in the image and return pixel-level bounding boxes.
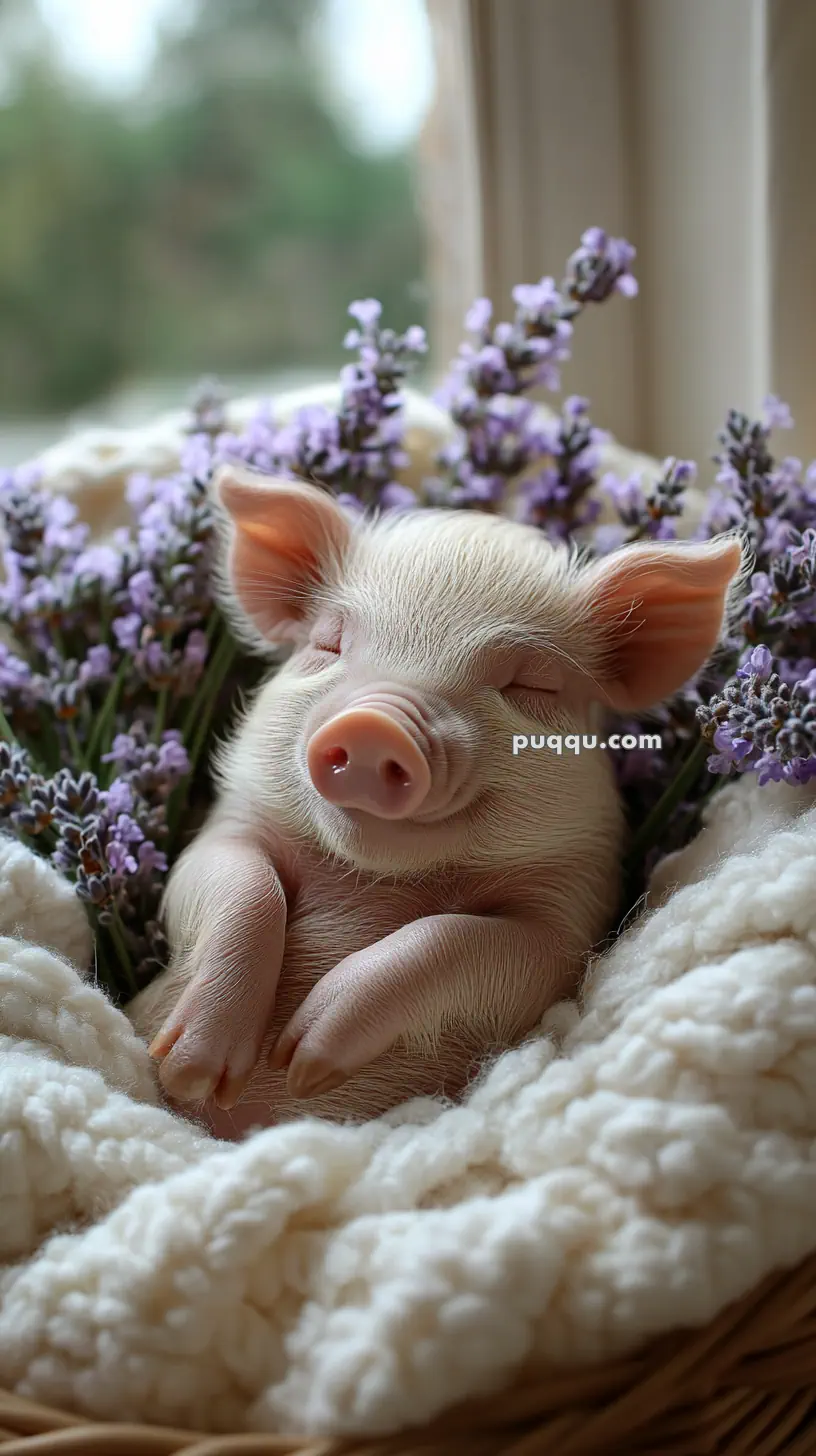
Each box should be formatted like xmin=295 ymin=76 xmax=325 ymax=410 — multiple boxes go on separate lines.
xmin=128 ymin=468 xmax=742 ymax=1139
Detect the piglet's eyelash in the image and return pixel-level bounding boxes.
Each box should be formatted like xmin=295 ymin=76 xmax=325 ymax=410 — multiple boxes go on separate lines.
xmin=312 ymin=625 xmax=343 ymax=654
xmin=502 ymin=682 xmax=557 ymax=696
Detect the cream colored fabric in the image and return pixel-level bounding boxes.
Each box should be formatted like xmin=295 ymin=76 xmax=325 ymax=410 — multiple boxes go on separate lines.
xmin=1 ymin=778 xmax=816 ymax=1436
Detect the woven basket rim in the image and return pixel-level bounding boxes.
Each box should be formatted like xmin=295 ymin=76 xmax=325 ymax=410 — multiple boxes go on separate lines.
xmin=3 ymin=1249 xmax=816 ymax=1455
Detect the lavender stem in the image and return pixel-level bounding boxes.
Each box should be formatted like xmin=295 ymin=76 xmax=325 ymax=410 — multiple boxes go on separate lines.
xmin=188 ymin=632 xmax=236 ymax=774
xmin=624 ymin=735 xmax=710 ymax=875
xmin=86 ymin=658 xmax=128 ymax=768
xmin=106 ymin=909 xmax=137 ymax=996
xmin=0 ymin=705 xmax=17 ymax=745
xmin=154 ymin=687 xmax=169 ymax=742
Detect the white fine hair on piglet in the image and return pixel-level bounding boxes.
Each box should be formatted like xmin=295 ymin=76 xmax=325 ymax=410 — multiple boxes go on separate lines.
xmin=131 ymin=467 xmax=744 ymax=1133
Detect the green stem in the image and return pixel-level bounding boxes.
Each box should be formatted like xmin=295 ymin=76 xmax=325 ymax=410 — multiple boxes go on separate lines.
xmin=167 ymin=629 xmax=238 ymax=852
xmin=65 ymin=719 xmax=87 ymax=773
xmin=154 ymin=687 xmax=169 ymax=742
xmin=86 ymin=657 xmax=129 ymax=769
xmin=107 ymin=908 xmax=137 ymax=998
xmin=30 ymin=822 xmax=59 ymax=852
xmin=152 ymin=631 xmax=176 ymax=743
xmin=0 ymin=705 xmax=18 ymax=745
xmin=36 ymin=708 xmax=61 ymax=771
xmin=92 ymin=927 xmax=113 ymax=996
xmin=624 ymin=734 xmax=711 ymax=875
xmin=181 ymin=614 xmax=228 ymax=740
xmin=188 ymin=633 xmax=237 ymax=774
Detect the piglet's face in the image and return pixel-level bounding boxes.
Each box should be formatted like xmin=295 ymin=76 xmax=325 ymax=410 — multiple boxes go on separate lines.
xmin=216 ymin=467 xmax=743 ymax=875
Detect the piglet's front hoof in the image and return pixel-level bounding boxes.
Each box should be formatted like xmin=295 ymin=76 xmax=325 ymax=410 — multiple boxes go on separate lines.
xmin=148 ymin=1021 xmax=259 ymax=1110
xmin=268 ymin=1027 xmax=352 ymax=1101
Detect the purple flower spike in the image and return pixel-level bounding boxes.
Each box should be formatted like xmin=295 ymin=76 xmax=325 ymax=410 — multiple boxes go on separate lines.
xmin=512 ymin=277 xmax=562 ymax=320
xmin=103 ymin=779 xmax=134 ymax=816
xmin=763 ymin=395 xmax=794 ymax=431
xmin=112 ymin=615 xmax=143 ymax=652
xmin=465 ymin=298 xmax=492 ymax=335
xmin=138 ymin=841 xmax=168 ymax=872
xmin=348 ymin=298 xmax=382 ymax=329
xmin=737 ymin=644 xmax=774 ymax=682
xmin=158 ymin=733 xmax=191 ymax=777
xmin=78 ymin=645 xmax=113 ymax=685
xmin=380 ymin=483 xmax=418 ymax=512
xmin=267 ymin=303 xmax=425 ymax=510
xmin=434 ymin=229 xmax=637 ymax=516
xmin=128 ymin=569 xmax=156 ymax=614
xmin=712 ymin=724 xmax=753 ymax=762
xmin=183 ymin=630 xmax=208 ymax=669
xmin=566 ymin=228 xmax=638 ymax=304
xmin=403 ymin=326 xmax=428 ymax=353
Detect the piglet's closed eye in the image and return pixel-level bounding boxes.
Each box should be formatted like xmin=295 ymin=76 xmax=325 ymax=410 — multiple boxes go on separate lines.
xmin=580 ymin=535 xmax=745 ymax=712
xmin=214 ymin=466 xmax=352 ymax=643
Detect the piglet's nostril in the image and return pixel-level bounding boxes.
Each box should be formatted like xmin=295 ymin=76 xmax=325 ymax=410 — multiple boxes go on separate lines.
xmin=326 ymin=747 xmax=349 ymax=773
xmin=383 ymin=759 xmax=410 ymax=788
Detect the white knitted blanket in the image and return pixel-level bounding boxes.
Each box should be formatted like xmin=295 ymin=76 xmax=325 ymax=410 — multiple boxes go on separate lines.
xmin=2 ymin=773 xmax=816 ymax=1437
xmin=2 ymin=399 xmax=815 ymax=1438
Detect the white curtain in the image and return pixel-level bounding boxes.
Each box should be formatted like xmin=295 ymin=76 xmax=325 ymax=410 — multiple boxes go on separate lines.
xmin=423 ymin=0 xmax=814 ymax=474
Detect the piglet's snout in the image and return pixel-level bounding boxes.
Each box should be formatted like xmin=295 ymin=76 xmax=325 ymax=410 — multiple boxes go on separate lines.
xmin=307 ymin=705 xmax=432 ymax=819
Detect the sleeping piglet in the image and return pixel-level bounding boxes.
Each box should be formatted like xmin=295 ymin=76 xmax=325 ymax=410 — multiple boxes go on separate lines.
xmin=130 ymin=468 xmax=742 ymax=1139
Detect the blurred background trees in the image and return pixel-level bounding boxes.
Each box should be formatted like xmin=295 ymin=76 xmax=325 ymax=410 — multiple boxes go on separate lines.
xmin=0 ymin=0 xmax=430 ymax=430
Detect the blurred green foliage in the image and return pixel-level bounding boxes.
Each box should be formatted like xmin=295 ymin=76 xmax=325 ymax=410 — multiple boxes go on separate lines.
xmin=0 ymin=0 xmax=427 ymax=415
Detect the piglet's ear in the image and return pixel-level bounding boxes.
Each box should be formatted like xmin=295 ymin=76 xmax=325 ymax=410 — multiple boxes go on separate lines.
xmin=581 ymin=536 xmax=744 ymax=712
xmin=214 ymin=466 xmax=352 ymax=641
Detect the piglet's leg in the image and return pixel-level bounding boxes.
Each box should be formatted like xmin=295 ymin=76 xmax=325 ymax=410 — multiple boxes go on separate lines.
xmin=149 ymin=829 xmax=286 ymax=1109
xmin=269 ymin=913 xmax=568 ymax=1099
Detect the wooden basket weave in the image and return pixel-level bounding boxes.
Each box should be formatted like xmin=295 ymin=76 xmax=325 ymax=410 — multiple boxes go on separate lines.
xmin=2 ymin=1250 xmax=815 ymax=1456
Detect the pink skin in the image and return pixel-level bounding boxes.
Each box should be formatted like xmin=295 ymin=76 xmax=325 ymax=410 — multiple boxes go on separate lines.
xmin=142 ymin=664 xmax=585 ymax=1122
xmin=300 ymin=678 xmax=480 ymax=849
xmin=142 ymin=823 xmax=580 ymax=1132
xmin=147 ymin=685 xmax=503 ymax=1113
xmin=306 ymin=705 xmax=432 ymax=819
xmin=267 ymin=912 xmax=555 ymax=1098
xmin=147 ymin=833 xmax=286 ymax=1109
xmin=135 ymin=470 xmax=743 ymax=1133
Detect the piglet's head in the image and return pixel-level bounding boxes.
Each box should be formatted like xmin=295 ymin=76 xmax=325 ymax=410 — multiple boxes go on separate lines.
xmin=216 ymin=465 xmax=744 ymax=874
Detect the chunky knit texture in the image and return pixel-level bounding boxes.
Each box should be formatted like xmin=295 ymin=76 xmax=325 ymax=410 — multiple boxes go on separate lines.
xmin=2 ymin=775 xmax=816 ymax=1437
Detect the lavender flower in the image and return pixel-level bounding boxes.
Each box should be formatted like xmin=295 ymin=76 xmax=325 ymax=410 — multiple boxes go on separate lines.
xmin=518 ymin=397 xmax=606 ymax=540
xmin=433 ymin=230 xmax=637 ymax=513
xmin=212 ymin=405 xmax=278 ymax=476
xmin=697 ymin=644 xmax=816 ymax=784
xmin=601 ymin=458 xmax=694 ymax=544
xmin=265 ymin=302 xmax=427 ymax=509
xmin=763 ymin=394 xmax=794 ymax=432
xmin=564 ymin=228 xmax=639 ymax=303
xmin=707 ymin=409 xmax=784 ymax=558
xmin=188 ymin=376 xmax=228 ymax=437
xmin=0 ymin=400 xmax=246 ymax=995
